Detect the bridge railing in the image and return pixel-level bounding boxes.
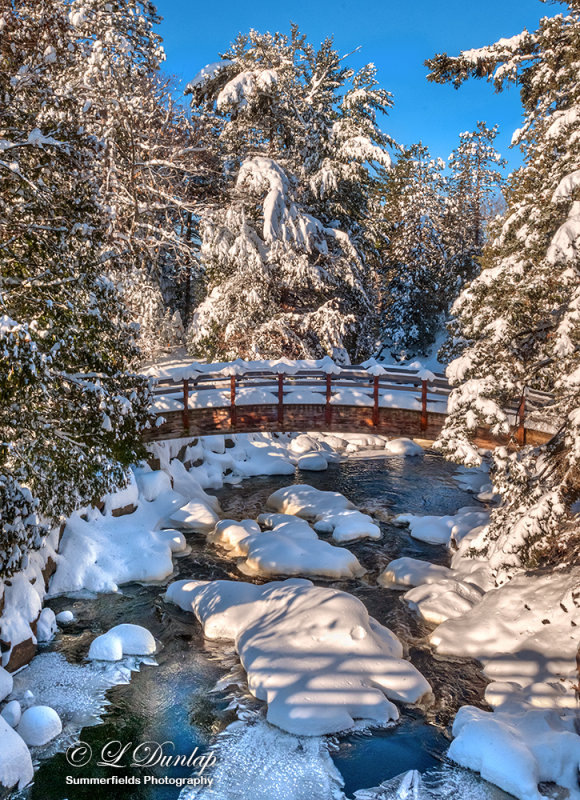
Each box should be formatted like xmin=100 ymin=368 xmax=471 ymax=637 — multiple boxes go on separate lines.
xmin=146 ymin=362 xmax=556 ymax=443
xmin=149 ymin=365 xmax=449 ymax=434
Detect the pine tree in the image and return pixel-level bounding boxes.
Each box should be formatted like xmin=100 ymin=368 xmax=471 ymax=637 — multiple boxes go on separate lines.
xmin=426 ymin=1 xmax=580 ymax=580
xmin=445 ymin=121 xmax=505 ymax=292
xmin=68 ymin=1 xmax=209 ymax=356
xmin=186 ymin=28 xmax=394 ymax=364
xmin=0 ymin=0 xmax=151 ymax=576
xmin=380 ymin=143 xmax=448 ymax=359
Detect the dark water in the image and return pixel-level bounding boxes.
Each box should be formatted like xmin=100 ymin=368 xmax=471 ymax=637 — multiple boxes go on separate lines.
xmin=18 ymin=453 xmax=493 ymax=800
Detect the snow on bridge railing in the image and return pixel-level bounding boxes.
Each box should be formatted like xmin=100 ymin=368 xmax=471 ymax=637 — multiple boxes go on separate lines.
xmin=141 ymin=357 xmax=554 ymax=443
xmin=143 ymin=357 xmax=452 ymax=435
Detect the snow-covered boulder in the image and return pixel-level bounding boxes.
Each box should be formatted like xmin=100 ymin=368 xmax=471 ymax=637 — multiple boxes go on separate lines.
xmin=268 ymin=484 xmax=353 ymax=519
xmin=448 ymin=704 xmax=580 ymax=800
xmin=209 ymin=519 xmax=261 ymax=553
xmin=0 ymin=666 xmax=13 ymax=703
xmin=169 ymin=499 xmax=220 ymax=533
xmin=88 ymin=624 xmax=156 ymax=661
xmin=17 ymin=705 xmax=62 ymax=746
xmin=378 ymin=558 xmax=454 ymax=590
xmin=55 ymin=610 xmax=75 ymax=625
xmin=395 ymin=507 xmax=489 ymax=546
xmin=267 ymin=485 xmax=380 ymax=542
xmin=296 ymin=453 xmax=328 ymax=471
xmin=384 ymin=438 xmax=423 ymax=456
xmin=404 ymin=580 xmax=485 ymax=625
xmin=289 ymin=434 xmax=321 ymax=454
xmin=211 ymin=516 xmax=364 ymax=579
xmin=313 ymin=509 xmax=381 ymax=543
xmin=0 ymin=717 xmax=33 ymax=788
xmin=157 ymin=529 xmax=187 ymax=553
xmin=36 ymin=608 xmax=57 ymax=642
xmin=1 ymin=700 xmax=21 ymax=728
xmin=165 ymin=578 xmax=432 ymax=735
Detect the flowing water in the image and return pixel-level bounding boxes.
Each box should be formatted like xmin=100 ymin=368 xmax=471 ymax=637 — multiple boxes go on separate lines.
xmin=13 ymin=453 xmax=511 ymax=800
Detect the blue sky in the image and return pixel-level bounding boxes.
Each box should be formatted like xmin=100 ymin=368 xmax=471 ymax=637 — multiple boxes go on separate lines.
xmin=156 ymin=0 xmax=566 ymax=171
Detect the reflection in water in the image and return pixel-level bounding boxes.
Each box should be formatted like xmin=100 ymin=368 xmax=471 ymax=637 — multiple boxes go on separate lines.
xmin=17 ymin=454 xmax=504 ymax=800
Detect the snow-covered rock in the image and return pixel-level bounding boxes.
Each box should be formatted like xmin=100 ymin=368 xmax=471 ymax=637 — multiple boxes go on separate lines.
xmin=165 ymin=578 xmax=431 ymax=736
xmin=296 ymin=453 xmax=328 ymax=471
xmin=211 ymin=516 xmax=364 ymax=579
xmin=395 ymin=507 xmax=489 ymax=546
xmin=384 ymin=438 xmax=424 ymax=456
xmin=169 ymin=499 xmax=220 ymax=533
xmin=268 ymin=485 xmax=380 ymax=543
xmin=448 ymin=704 xmax=580 ymax=800
xmin=36 ymin=608 xmax=57 ymax=642
xmin=0 ymin=716 xmax=33 ymax=788
xmin=404 ymin=579 xmax=485 ymax=625
xmin=17 ymin=705 xmax=62 ymax=746
xmin=210 ymin=519 xmax=261 ymax=552
xmin=289 ymin=434 xmax=320 ymax=454
xmin=268 ymin=484 xmax=353 ymax=518
xmin=313 ymin=509 xmax=381 ymax=543
xmin=0 ymin=665 xmax=13 ymax=702
xmin=1 ymin=700 xmax=21 ymax=728
xmin=158 ymin=528 xmax=187 ymax=552
xmin=55 ymin=610 xmax=74 ymax=625
xmin=88 ymin=624 xmax=156 ymax=661
xmin=377 ymin=557 xmax=453 ymax=590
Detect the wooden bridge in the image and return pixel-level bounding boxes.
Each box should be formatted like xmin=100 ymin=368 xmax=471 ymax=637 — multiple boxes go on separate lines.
xmin=142 ymin=362 xmax=554 ymax=448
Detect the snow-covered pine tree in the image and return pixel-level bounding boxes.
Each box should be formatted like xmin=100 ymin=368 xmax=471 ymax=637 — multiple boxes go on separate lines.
xmin=0 ymin=0 xmax=151 ymax=577
xmin=68 ymin=1 xmax=209 ymax=357
xmin=426 ymin=1 xmax=580 ymax=580
xmin=444 ymin=121 xmax=505 ymax=293
xmin=186 ymin=28 xmax=394 ymax=364
xmin=380 ymin=143 xmax=448 ymax=359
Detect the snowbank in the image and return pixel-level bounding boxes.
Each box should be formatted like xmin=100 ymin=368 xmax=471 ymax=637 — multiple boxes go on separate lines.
xmin=50 ymin=469 xmax=200 ymax=594
xmin=430 ymin=568 xmax=580 ymax=699
xmin=0 ymin=525 xmax=60 ymax=669
xmin=88 ymin=624 xmax=157 ymax=661
xmin=165 ymin=578 xmax=431 ymax=735
xmin=267 ymin=485 xmax=381 ymax=542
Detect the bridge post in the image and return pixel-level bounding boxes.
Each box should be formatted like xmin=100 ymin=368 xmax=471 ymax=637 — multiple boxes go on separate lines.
xmin=373 ymin=375 xmax=379 ymax=427
xmin=421 ymin=380 xmax=428 ymax=432
xmin=325 ymin=374 xmax=332 ymax=429
xmin=230 ymin=376 xmax=237 ymax=429
xmin=517 ymin=392 xmax=526 ymax=446
xmin=182 ymin=379 xmax=190 ymax=431
xmin=277 ymin=373 xmax=284 ymax=428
